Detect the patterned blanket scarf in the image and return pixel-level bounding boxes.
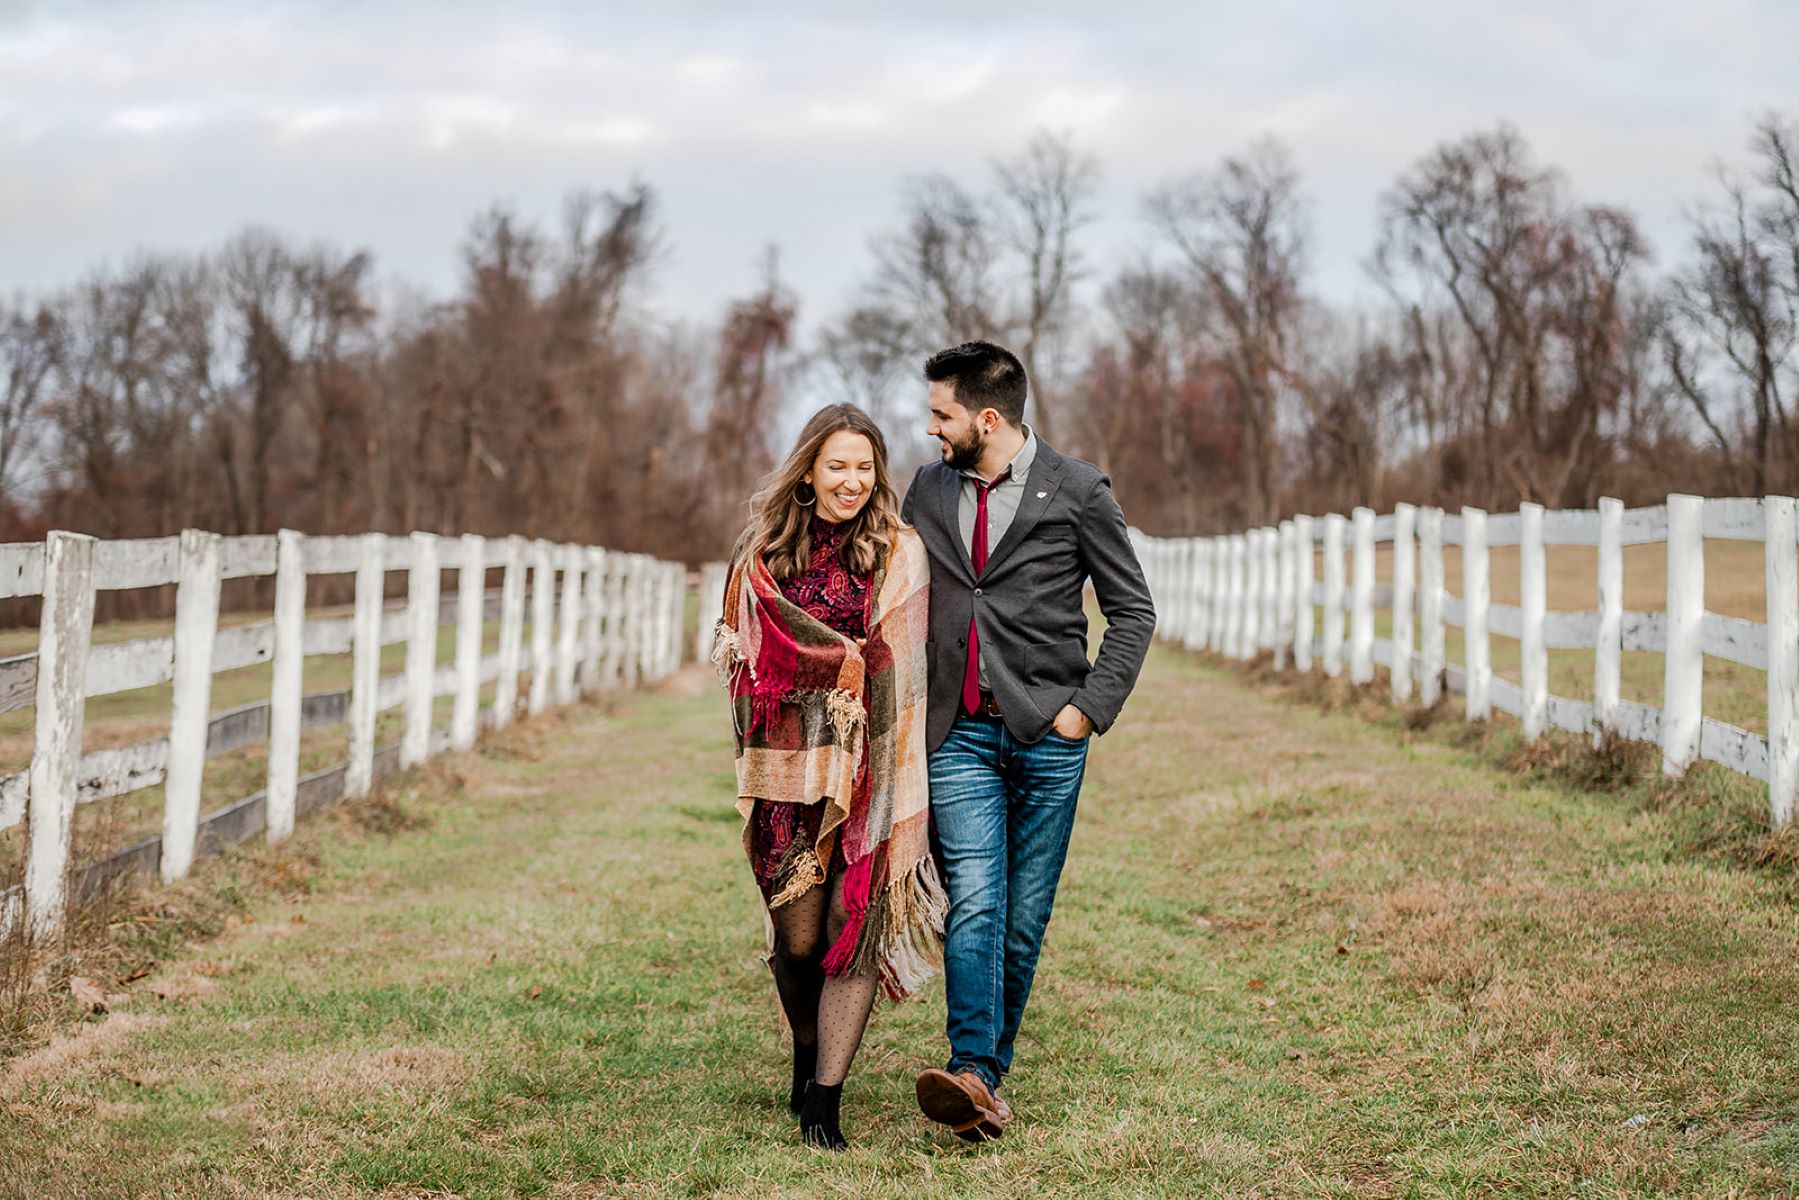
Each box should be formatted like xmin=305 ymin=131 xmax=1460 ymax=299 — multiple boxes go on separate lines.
xmin=712 ymin=526 xmax=944 ymax=1000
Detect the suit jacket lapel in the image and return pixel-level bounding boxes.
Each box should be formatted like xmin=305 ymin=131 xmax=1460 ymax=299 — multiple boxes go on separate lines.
xmin=934 ymin=466 xmax=976 ymax=584
xmin=982 ymin=443 xmax=1065 ymax=576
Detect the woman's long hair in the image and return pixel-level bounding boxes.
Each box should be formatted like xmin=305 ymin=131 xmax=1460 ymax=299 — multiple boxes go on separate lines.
xmin=734 ymin=404 xmax=901 ymax=580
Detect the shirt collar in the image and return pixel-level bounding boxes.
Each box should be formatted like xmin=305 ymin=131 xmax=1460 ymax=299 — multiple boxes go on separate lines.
xmin=958 ymin=424 xmax=1036 ymax=485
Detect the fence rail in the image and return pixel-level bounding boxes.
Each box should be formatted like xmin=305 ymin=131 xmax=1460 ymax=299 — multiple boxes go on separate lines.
xmin=2 ymin=528 xmax=710 ymax=945
xmin=1132 ymin=493 xmax=1799 ymax=830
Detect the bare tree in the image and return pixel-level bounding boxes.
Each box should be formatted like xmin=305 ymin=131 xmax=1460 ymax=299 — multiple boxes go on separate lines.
xmin=816 ymin=303 xmax=916 ymax=439
xmin=1376 ymin=125 xmax=1651 ymax=507
xmin=0 ymin=300 xmax=60 ymax=513
xmin=706 ymin=249 xmax=798 ymax=536
xmin=870 ymin=175 xmax=1003 ymax=347
xmin=992 ymin=130 xmax=1099 ymax=445
xmin=1148 ymin=137 xmax=1309 ymax=525
xmin=1665 ymin=113 xmax=1799 ymax=495
xmin=293 ymin=246 xmax=375 ymax=532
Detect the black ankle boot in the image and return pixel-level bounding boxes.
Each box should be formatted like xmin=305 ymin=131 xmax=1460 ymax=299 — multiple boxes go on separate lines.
xmin=800 ymin=1081 xmax=847 ymax=1149
xmin=790 ymin=1041 xmax=817 ymax=1116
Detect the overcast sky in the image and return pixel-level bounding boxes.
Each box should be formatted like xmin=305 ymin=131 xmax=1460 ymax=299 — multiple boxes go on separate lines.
xmin=4 ymin=0 xmax=1798 ymax=333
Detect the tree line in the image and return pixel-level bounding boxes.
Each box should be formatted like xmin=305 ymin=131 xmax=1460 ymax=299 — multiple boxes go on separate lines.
xmin=2 ymin=114 xmax=1796 ymax=581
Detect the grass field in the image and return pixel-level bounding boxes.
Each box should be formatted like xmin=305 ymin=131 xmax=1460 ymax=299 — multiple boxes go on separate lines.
xmin=2 ymin=644 xmax=1796 ymax=1198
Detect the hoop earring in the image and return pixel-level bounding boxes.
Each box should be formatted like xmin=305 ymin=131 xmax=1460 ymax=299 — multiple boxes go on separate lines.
xmin=795 ymin=482 xmax=816 ymax=507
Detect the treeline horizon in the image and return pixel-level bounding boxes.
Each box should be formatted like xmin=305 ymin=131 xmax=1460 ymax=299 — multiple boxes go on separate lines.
xmin=2 ymin=113 xmax=1796 ymax=573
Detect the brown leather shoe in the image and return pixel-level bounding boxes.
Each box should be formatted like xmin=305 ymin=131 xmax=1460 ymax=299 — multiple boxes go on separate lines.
xmin=915 ymin=1068 xmax=1005 ymax=1142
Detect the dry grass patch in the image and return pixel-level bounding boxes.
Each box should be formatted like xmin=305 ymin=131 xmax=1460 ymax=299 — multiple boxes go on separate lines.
xmin=0 ymin=1011 xmax=168 ymax=1097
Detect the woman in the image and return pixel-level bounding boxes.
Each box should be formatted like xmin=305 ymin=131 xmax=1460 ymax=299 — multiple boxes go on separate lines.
xmin=713 ymin=404 xmax=944 ymax=1150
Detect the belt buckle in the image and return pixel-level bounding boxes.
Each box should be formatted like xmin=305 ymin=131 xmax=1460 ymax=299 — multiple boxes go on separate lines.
xmin=979 ymin=692 xmax=1003 ymax=719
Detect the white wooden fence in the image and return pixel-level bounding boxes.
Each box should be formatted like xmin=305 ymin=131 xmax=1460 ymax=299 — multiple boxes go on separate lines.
xmin=1133 ymin=494 xmax=1799 ymax=829
xmin=0 ymin=529 xmax=707 ymax=945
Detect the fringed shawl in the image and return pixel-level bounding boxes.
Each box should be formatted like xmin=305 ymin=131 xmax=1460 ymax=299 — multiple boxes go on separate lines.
xmin=712 ymin=525 xmax=944 ymax=1000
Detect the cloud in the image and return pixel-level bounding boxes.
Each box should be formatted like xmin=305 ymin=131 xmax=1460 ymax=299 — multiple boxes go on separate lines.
xmin=1 ymin=0 xmax=1797 ymax=324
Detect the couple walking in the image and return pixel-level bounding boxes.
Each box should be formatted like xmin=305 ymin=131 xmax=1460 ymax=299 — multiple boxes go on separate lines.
xmin=713 ymin=340 xmax=1155 ymax=1148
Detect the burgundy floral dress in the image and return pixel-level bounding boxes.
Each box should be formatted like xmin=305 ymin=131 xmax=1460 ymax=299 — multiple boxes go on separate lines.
xmin=747 ymin=515 xmax=872 ymax=899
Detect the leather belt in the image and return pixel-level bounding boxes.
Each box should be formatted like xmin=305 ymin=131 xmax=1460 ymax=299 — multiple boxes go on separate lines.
xmin=973 ymin=691 xmax=1004 ymax=719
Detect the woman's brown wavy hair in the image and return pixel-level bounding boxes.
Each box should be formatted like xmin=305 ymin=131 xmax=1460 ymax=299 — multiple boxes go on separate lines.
xmin=733 ymin=403 xmax=902 ymax=581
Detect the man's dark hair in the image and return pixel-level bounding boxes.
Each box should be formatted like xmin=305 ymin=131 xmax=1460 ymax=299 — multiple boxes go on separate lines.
xmin=923 ymin=341 xmax=1028 ymax=426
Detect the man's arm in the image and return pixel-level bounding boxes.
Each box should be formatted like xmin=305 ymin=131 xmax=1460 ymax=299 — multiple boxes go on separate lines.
xmin=1068 ymin=474 xmax=1156 ymax=736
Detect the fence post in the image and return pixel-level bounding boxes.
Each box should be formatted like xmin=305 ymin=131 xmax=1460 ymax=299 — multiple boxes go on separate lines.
xmin=452 ymin=534 xmax=485 ymax=751
xmin=1224 ymin=535 xmax=1243 ymax=658
xmin=556 ymin=544 xmax=583 ymax=704
xmin=493 ymin=536 xmax=525 ymax=729
xmin=1350 ymin=508 xmax=1375 ymax=684
xmin=1462 ymin=507 xmax=1491 ymax=720
xmin=1594 ymin=498 xmax=1624 ymax=742
xmin=647 ymin=557 xmax=662 ymax=680
xmin=639 ymin=557 xmax=659 ymax=679
xmin=1242 ymin=531 xmax=1263 ymax=657
xmin=161 ymin=528 xmax=223 ymax=883
xmin=1170 ymin=540 xmax=1188 ymax=644
xmin=600 ymin=550 xmax=622 ymax=683
xmin=1419 ymin=507 xmax=1444 ymax=705
xmin=668 ymin=562 xmax=686 ymax=672
xmin=1189 ymin=540 xmax=1210 ymax=652
xmin=1273 ymin=522 xmax=1293 ymax=669
xmin=1662 ymin=494 xmax=1704 ymax=776
xmin=649 ymin=561 xmax=667 ymax=675
xmin=1322 ymin=514 xmax=1346 ymax=678
xmin=1158 ymin=537 xmax=1174 ymax=643
xmin=1766 ymin=496 xmax=1798 ymax=828
xmin=1180 ymin=536 xmax=1194 ymax=644
xmin=24 ymin=531 xmax=95 ymax=942
xmin=617 ymin=556 xmax=639 ymax=689
xmin=346 ymin=532 xmax=386 ymax=799
xmin=1391 ymin=504 xmax=1416 ymax=703
xmin=583 ymin=547 xmax=607 ymax=694
xmin=266 ymin=529 xmax=306 ymax=842
xmin=528 ymin=540 xmax=554 ymax=715
xmin=1294 ymin=517 xmax=1314 ymax=672
xmin=1156 ymin=540 xmax=1171 ymax=636
xmin=1520 ymin=502 xmax=1548 ymax=739
xmin=402 ymin=532 xmax=440 ymax=768
xmin=1216 ymin=536 xmax=1230 ymax=647
xmin=1265 ymin=527 xmax=1281 ymax=650
xmin=640 ymin=556 xmax=657 ymax=681
xmin=662 ymin=560 xmax=680 ymax=674
xmin=1261 ymin=528 xmax=1280 ymax=652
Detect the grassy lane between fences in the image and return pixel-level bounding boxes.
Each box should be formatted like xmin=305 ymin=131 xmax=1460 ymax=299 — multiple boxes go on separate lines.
xmin=3 ymin=645 xmax=1797 ymax=1198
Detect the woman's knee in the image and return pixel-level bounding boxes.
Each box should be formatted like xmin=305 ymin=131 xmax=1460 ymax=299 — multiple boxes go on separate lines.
xmin=772 ymin=905 xmax=824 ymax=962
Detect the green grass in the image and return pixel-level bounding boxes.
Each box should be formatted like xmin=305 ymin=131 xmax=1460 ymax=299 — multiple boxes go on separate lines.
xmin=3 ymin=649 xmax=1796 ymax=1197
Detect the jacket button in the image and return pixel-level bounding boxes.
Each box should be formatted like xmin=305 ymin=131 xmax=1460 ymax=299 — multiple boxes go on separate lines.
xmin=973 ymin=587 xmax=983 ymax=596
xmin=957 ymin=637 xmax=966 ymax=648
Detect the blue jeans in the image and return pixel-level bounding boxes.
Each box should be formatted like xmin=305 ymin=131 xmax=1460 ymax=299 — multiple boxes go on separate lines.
xmin=930 ymin=714 xmax=1090 ymax=1091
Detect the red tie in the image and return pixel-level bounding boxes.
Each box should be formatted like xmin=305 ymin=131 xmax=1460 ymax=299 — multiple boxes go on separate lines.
xmin=962 ymin=468 xmax=1011 ymax=715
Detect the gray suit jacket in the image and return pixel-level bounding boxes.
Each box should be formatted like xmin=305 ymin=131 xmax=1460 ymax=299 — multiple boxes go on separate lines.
xmin=901 ymin=438 xmax=1156 ymax=752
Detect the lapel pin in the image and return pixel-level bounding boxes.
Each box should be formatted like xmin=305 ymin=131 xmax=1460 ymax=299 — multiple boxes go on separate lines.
xmin=1036 ymin=491 xmax=1048 ymax=499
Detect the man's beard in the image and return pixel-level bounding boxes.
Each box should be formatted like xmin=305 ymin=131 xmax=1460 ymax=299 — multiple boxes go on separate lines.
xmin=941 ymin=426 xmax=985 ymax=472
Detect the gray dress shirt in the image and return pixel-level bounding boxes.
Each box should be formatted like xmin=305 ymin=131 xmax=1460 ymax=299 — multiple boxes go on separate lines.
xmin=957 ymin=426 xmax=1038 ymax=689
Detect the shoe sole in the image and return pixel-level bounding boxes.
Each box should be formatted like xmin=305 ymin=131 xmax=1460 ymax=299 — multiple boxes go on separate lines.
xmin=915 ymin=1071 xmax=1004 ymax=1142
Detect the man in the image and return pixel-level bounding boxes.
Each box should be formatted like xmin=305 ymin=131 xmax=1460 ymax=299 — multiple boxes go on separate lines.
xmin=900 ymin=340 xmax=1155 ymax=1141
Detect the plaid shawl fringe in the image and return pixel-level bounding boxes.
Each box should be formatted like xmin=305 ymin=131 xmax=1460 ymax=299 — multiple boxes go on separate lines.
xmin=712 ymin=530 xmax=944 ymax=1000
